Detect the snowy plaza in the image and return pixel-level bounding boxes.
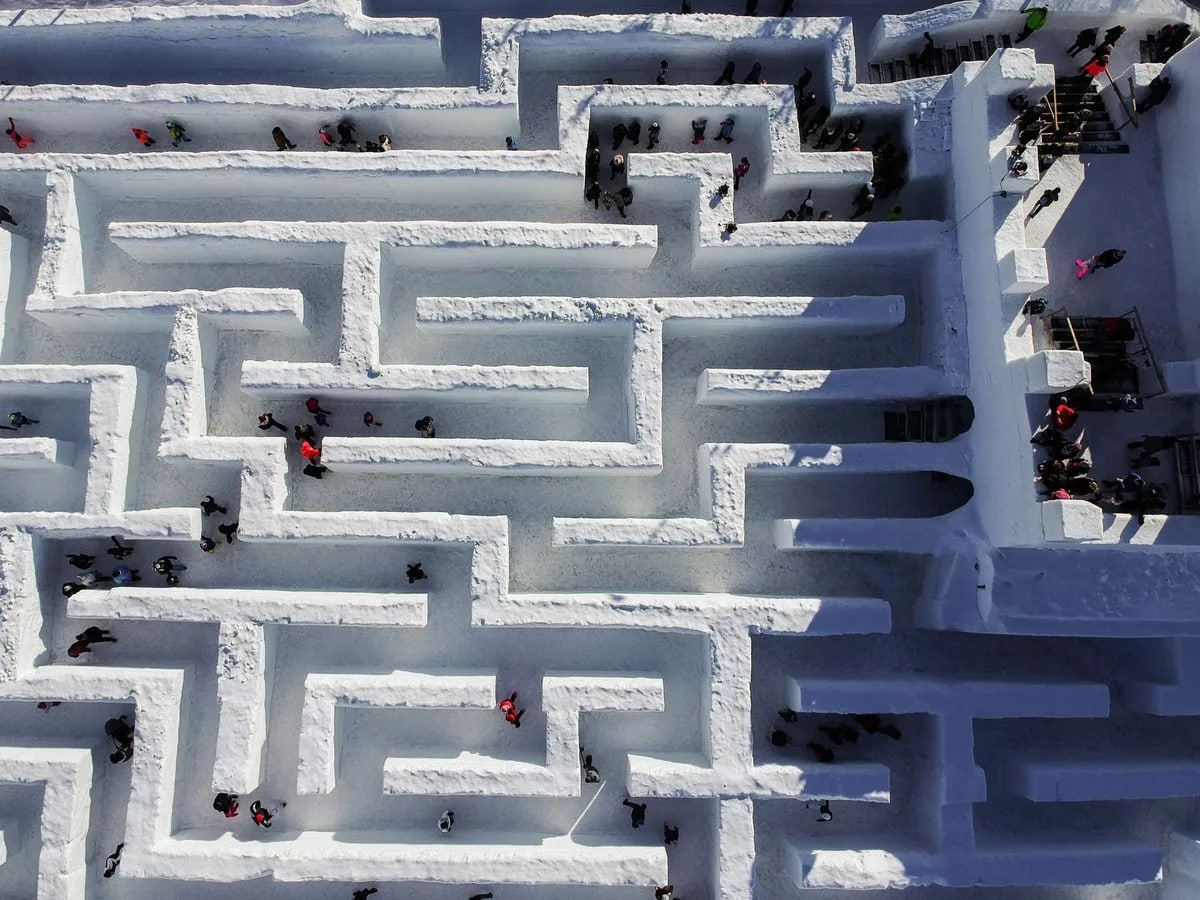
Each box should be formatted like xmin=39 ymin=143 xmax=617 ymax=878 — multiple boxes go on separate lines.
xmin=3 ymin=0 xmax=1200 ymax=896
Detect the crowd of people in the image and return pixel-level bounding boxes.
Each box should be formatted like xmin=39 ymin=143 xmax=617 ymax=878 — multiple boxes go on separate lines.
xmin=1032 ymin=394 xmax=1171 ymax=523
xmin=769 ymin=708 xmax=903 ymax=771
xmin=258 ymin=399 xmax=437 ymax=480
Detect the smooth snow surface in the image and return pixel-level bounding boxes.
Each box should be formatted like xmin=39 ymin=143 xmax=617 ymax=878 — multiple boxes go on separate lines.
xmin=0 ymin=0 xmax=1199 ymax=898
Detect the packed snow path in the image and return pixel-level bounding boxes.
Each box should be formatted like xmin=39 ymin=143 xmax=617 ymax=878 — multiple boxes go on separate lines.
xmin=1 ymin=0 xmax=1200 ymax=898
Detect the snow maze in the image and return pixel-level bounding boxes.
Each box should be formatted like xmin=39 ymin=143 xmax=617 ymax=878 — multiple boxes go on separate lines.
xmin=5 ymin=0 xmax=1200 ymax=897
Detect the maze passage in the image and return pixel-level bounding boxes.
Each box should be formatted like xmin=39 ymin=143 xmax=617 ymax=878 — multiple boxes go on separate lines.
xmin=1 ymin=0 xmax=1200 ymax=898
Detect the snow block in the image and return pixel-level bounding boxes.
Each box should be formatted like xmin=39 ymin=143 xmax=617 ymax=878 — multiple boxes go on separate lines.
xmin=1024 ymin=350 xmax=1090 ymax=394
xmin=997 ymin=247 xmax=1048 ymax=294
xmin=1041 ymin=499 xmax=1104 ymax=542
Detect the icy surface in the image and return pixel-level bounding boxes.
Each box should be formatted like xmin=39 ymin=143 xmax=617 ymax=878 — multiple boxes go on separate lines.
xmin=0 ymin=0 xmax=1199 ymax=898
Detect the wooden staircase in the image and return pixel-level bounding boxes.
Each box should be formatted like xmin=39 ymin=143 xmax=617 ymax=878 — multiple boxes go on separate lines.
xmin=869 ymin=33 xmax=1012 ymax=84
xmin=1039 ymin=74 xmax=1129 ymax=157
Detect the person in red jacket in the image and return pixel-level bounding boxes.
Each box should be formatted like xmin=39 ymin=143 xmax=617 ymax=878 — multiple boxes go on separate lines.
xmin=6 ymin=118 xmax=33 ymax=150
xmin=300 ymin=440 xmax=321 ymax=462
xmin=1049 ymin=396 xmax=1078 ymax=431
xmin=131 ymin=128 xmax=155 ymax=147
xmin=505 ymin=706 xmax=525 ymax=727
xmin=213 ymin=792 xmax=239 ymax=818
xmin=250 ymin=799 xmax=284 ymax=828
xmin=499 ymin=691 xmax=517 ymax=716
xmin=68 ymin=626 xmax=117 ymax=658
xmin=733 ymin=156 xmax=750 ymax=191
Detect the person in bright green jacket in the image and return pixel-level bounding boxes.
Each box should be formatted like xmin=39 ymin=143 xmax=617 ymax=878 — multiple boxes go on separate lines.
xmin=1016 ymin=6 xmax=1049 ymax=43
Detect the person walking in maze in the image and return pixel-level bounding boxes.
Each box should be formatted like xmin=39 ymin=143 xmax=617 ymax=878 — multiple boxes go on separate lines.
xmin=6 ymin=118 xmax=34 ymax=150
xmin=690 ymin=118 xmax=707 ymax=144
xmin=363 ymin=411 xmax=382 ymax=427
xmin=406 ymin=562 xmax=426 ymax=584
xmin=68 ymin=627 xmax=117 ymax=657
xmin=201 ymin=495 xmax=227 ymax=517
xmin=62 ymin=582 xmax=85 ymax=598
xmin=295 ymin=423 xmax=316 ymax=443
xmin=769 ymin=727 xmax=792 ymax=746
xmin=1027 ymin=187 xmax=1060 ymax=220
xmin=200 ymin=535 xmax=219 ymax=554
xmin=8 ymin=411 xmax=37 ymax=428
xmin=850 ymin=183 xmax=875 ymax=218
xmin=213 ymin=792 xmax=239 ymax=818
xmin=336 ymin=120 xmax=359 ymax=151
xmin=609 ymin=153 xmax=626 ymax=179
xmin=438 ymin=810 xmax=455 ymax=833
xmin=628 ymin=120 xmax=642 ymax=146
xmin=714 ymin=61 xmax=735 ymax=85
xmin=664 ymin=822 xmax=679 ymax=844
xmin=1102 ymin=24 xmax=1128 ymax=47
xmin=319 ymin=125 xmax=335 ymax=147
xmin=250 ymin=799 xmax=284 ymax=828
xmin=105 ymin=715 xmax=134 ymax=762
xmin=77 ymin=569 xmax=113 ymax=588
xmin=1136 ymin=76 xmax=1172 ymax=118
xmin=733 ymin=157 xmax=750 ymax=191
xmin=112 ymin=565 xmax=141 ymax=586
xmin=614 ymin=187 xmax=634 ymax=218
xmin=66 ymin=553 xmax=95 ymax=571
xmin=1065 ymin=26 xmax=1099 ymax=56
xmin=106 ymin=536 xmax=134 ymax=560
xmin=1015 ymin=6 xmax=1048 ymax=44
xmin=656 ymin=886 xmax=674 ymax=900
xmin=580 ymin=747 xmax=600 ymax=782
xmin=586 ymin=180 xmax=602 ymax=209
xmin=415 ymin=416 xmax=436 ymax=438
xmin=165 ymin=120 xmax=191 ymax=147
xmin=258 ymin=412 xmax=287 ymax=432
xmin=801 ymin=106 xmax=830 ymax=143
xmin=612 ymin=122 xmax=628 ymax=151
xmin=807 ymin=799 xmax=833 ymax=822
xmin=0 ymin=205 xmax=17 ymax=227
xmin=646 ymin=122 xmax=661 ymax=149
xmin=656 ymin=59 xmax=669 ymax=84
xmin=271 ymin=126 xmax=296 ymax=150
xmin=1075 ymin=248 xmax=1126 ymax=279
xmin=103 ymin=843 xmax=124 ymax=877
xmin=153 ymin=556 xmax=185 ymax=584
xmin=218 ymin=522 xmax=239 ymax=544
xmin=623 ymin=798 xmax=647 ymax=828
xmin=716 ymin=117 xmax=736 ymax=143
xmin=306 ymin=396 xmax=332 ymax=418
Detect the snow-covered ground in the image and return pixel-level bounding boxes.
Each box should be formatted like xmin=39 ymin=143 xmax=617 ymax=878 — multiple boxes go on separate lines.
xmin=1 ymin=0 xmax=1200 ymax=898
